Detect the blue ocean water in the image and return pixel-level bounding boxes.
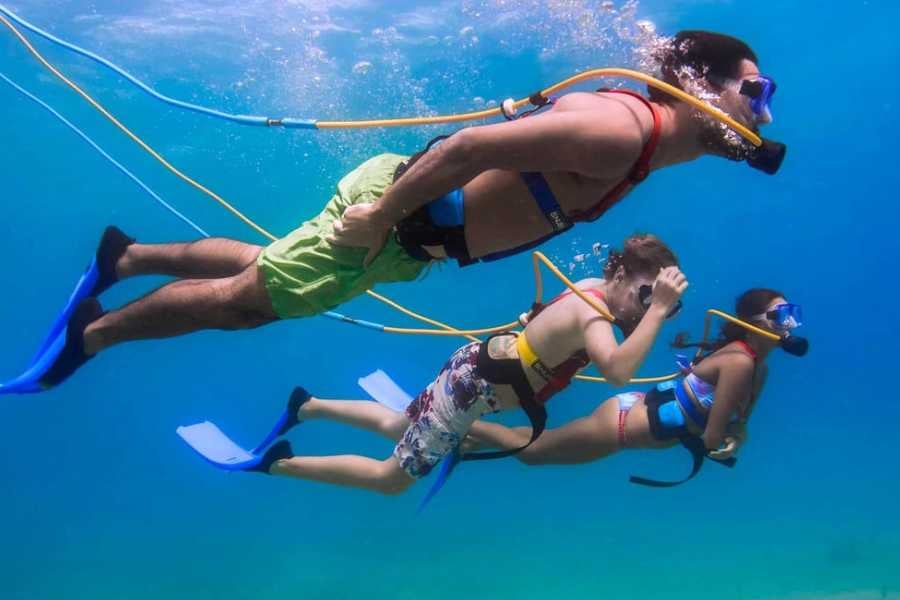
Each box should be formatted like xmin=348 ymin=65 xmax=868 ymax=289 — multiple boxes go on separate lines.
xmin=1 ymin=1 xmax=898 ymax=598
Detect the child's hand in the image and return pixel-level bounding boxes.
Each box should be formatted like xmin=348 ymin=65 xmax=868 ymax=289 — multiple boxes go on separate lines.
xmin=651 ymin=266 xmax=688 ymax=313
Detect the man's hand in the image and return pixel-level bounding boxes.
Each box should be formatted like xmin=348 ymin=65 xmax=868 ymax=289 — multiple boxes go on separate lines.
xmin=327 ymin=203 xmax=393 ymax=267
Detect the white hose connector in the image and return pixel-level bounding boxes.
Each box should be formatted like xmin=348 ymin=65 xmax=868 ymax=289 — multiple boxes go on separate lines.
xmin=501 ymin=98 xmax=518 ymax=119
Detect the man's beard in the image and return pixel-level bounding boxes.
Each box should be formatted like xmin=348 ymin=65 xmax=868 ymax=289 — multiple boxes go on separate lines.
xmin=696 ymin=115 xmax=755 ymax=162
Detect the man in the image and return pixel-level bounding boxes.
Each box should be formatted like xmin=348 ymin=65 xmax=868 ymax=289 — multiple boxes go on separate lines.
xmin=36 ymin=30 xmax=781 ymax=388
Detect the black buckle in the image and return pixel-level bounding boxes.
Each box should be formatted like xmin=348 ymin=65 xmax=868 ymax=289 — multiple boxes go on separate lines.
xmin=528 ymin=92 xmax=550 ymax=107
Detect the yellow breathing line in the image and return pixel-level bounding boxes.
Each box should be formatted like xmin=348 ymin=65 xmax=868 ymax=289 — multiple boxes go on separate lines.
xmin=0 ymin=13 xmax=277 ymax=244
xmin=0 ymin=13 xmax=767 ymax=386
xmin=318 ymin=67 xmax=763 ymax=148
xmin=702 ymin=310 xmax=781 ymax=344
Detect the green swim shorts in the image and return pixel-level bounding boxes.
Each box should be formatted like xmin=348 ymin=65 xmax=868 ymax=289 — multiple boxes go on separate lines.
xmin=258 ymin=153 xmax=428 ymax=319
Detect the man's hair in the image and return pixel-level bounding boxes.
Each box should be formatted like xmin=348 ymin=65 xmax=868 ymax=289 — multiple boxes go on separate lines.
xmin=648 ymin=30 xmax=759 ymax=104
xmin=603 ymin=234 xmax=678 ymax=280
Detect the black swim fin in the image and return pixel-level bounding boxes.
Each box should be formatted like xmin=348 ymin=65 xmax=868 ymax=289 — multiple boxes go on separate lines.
xmin=277 ymin=386 xmax=311 ymax=436
xmin=39 ymin=297 xmax=104 ymax=389
xmin=93 ymin=225 xmax=135 ymax=296
xmin=246 ymin=440 xmax=294 ymax=475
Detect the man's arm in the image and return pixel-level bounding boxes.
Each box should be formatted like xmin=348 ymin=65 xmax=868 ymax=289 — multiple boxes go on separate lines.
xmin=370 ymin=108 xmax=644 ymax=226
xmin=329 ymin=99 xmax=646 ymax=263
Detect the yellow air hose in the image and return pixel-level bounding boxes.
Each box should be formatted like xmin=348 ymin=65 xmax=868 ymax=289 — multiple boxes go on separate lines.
xmin=317 ymin=67 xmax=762 ymax=148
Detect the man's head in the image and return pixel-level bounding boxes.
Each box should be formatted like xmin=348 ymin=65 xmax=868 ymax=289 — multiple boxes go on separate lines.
xmin=649 ymin=30 xmax=775 ymax=161
xmin=603 ymin=234 xmax=679 ymax=335
xmin=649 ymin=31 xmax=758 ymax=100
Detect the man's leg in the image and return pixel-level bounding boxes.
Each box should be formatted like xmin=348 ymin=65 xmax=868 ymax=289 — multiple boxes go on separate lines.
xmin=83 ymin=262 xmax=276 ymax=354
xmin=117 ymin=237 xmax=262 ymax=280
xmin=271 ymin=453 xmax=414 ymax=495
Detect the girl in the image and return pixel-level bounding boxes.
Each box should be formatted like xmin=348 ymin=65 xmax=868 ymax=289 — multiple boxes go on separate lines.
xmin=464 ymin=288 xmax=804 ymax=484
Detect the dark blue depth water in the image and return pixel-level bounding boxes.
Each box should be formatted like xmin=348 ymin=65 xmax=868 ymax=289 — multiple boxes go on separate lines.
xmin=1 ymin=1 xmax=898 ymax=599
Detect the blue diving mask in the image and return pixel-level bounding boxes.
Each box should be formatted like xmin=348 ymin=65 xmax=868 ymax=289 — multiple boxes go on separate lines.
xmin=739 ymin=75 xmax=777 ymax=119
xmin=754 ymin=302 xmax=803 ymax=331
xmin=750 ymin=302 xmax=808 ymax=357
xmin=737 ymin=75 xmax=786 ymax=176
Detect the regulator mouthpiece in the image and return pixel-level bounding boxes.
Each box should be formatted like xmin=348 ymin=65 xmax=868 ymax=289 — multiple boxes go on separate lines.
xmin=747 ymin=138 xmax=786 ymax=175
xmin=780 ymin=335 xmax=808 ymax=357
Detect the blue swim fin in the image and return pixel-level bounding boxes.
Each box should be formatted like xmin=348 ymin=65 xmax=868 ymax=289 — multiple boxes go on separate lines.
xmin=357 ymin=369 xmax=414 ymax=412
xmin=0 ymin=258 xmax=100 ymax=395
xmin=177 ymin=409 xmax=290 ymax=471
xmin=417 ymin=448 xmax=462 ymax=514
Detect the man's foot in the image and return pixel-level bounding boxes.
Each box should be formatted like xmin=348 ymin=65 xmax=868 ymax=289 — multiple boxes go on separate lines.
xmin=39 ymin=298 xmax=105 ymax=389
xmin=246 ymin=440 xmax=294 ymax=475
xmin=92 ymin=226 xmax=135 ymax=296
xmin=277 ymin=386 xmax=312 ymax=436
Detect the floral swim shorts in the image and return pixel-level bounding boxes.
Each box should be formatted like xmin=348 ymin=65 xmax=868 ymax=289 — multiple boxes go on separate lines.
xmin=393 ymin=342 xmax=501 ymax=479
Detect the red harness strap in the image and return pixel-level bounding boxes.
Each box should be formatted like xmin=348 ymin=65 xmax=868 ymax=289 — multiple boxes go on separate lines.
xmin=528 ymin=288 xmax=608 ymax=404
xmin=534 ymin=353 xmax=589 ymax=404
xmin=569 ymin=89 xmax=662 ymax=223
xmin=530 ymin=287 xmax=608 ymax=318
xmin=734 ymin=340 xmax=758 ymax=361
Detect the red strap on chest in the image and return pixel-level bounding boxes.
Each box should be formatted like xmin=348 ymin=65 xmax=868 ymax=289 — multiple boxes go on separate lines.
xmin=535 ymin=353 xmax=589 ymax=404
xmin=570 ymin=90 xmax=662 ymax=223
xmin=529 ymin=288 xmax=604 ymax=403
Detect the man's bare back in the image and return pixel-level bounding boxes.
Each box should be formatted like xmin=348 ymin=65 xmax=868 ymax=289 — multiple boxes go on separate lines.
xmin=461 ymin=92 xmax=659 ymax=257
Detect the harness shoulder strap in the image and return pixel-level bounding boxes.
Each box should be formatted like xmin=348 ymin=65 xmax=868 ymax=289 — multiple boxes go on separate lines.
xmin=530 ymin=287 xmax=606 ymax=319
xmin=520 ymin=172 xmax=572 ymax=234
xmin=733 ymin=340 xmax=759 ymax=361
xmin=609 ymin=90 xmax=662 ymax=184
xmin=570 ymin=90 xmax=662 ymax=223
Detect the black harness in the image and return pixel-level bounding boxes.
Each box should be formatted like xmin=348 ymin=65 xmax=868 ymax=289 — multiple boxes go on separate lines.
xmin=629 ymin=386 xmax=737 ymax=488
xmin=391 ymin=135 xmax=478 ymax=266
xmin=461 ymin=334 xmax=547 ymax=461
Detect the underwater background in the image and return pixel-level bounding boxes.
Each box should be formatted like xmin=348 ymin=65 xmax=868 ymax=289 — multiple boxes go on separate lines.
xmin=1 ymin=1 xmax=898 ymax=598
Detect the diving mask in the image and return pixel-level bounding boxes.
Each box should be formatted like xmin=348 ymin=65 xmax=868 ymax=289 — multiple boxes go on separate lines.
xmin=753 ymin=302 xmax=803 ymax=331
xmin=737 ymin=75 xmax=786 ymax=175
xmin=639 ymin=284 xmax=682 ymax=320
xmin=739 ymin=75 xmax=777 ymax=120
xmin=751 ymin=302 xmax=808 ymax=357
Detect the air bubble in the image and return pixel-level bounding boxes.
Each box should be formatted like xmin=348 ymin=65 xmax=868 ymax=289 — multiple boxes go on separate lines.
xmin=636 ymin=20 xmax=656 ymax=34
xmin=352 ymin=61 xmax=372 ymax=75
